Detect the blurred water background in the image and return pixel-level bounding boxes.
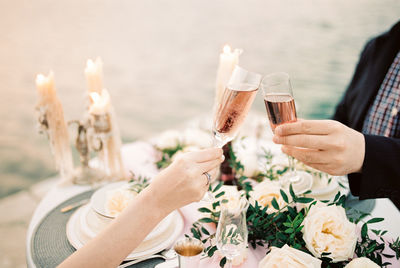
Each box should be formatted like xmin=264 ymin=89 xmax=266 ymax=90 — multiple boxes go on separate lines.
xmin=0 ymin=0 xmax=399 ymax=198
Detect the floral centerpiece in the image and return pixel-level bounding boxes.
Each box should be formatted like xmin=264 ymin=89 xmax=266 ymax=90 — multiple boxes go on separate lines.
xmin=152 ymin=121 xmax=400 ymax=268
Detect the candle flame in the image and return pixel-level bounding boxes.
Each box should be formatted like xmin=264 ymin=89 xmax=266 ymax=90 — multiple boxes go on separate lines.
xmin=90 ymin=92 xmax=101 ymax=104
xmin=86 ymin=57 xmax=103 ymax=70
xmin=36 ymin=74 xmax=46 ymax=85
xmin=36 ymin=71 xmax=54 ymax=84
xmin=86 ymin=59 xmax=95 ymax=71
xmin=223 ymin=44 xmax=231 ymax=54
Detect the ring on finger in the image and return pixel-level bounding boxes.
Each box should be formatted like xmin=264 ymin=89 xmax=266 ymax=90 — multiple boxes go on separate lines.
xmin=203 ymin=172 xmax=211 ymax=186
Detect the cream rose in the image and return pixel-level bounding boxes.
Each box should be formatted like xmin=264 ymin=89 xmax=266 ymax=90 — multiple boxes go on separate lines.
xmin=302 ymin=202 xmax=357 ymax=262
xmin=344 ymin=257 xmax=380 ymax=268
xmin=249 ymin=180 xmax=288 ymax=214
xmin=258 ymin=244 xmax=321 ymax=268
xmin=155 ymin=130 xmax=182 ymax=149
xmin=105 ymin=188 xmax=137 ymax=216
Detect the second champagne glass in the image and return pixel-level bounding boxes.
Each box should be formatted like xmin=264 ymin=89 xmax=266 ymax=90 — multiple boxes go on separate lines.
xmin=261 ymin=72 xmax=313 ymax=194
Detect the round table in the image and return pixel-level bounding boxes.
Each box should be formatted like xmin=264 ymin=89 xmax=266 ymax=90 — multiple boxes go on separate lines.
xmin=26 ymin=141 xmax=400 ymax=267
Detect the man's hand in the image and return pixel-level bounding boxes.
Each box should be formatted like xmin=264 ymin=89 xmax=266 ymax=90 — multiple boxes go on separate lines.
xmin=273 ymin=120 xmax=365 ymax=176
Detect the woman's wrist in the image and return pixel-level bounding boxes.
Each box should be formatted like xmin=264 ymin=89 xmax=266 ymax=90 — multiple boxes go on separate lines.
xmin=137 ymin=181 xmax=172 ymax=219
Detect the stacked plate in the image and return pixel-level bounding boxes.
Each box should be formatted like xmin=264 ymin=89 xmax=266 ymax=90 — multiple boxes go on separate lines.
xmin=66 ymin=182 xmax=184 ymax=260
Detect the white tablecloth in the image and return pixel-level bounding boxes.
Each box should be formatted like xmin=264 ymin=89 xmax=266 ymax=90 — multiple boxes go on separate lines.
xmin=26 ymin=141 xmax=400 ymax=267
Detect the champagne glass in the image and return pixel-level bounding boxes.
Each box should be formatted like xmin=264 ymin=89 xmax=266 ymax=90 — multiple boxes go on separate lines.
xmin=216 ymin=197 xmax=249 ymax=268
xmin=261 ymin=72 xmax=313 ymax=194
xmin=212 ymin=65 xmax=262 ymax=148
xmin=202 ymin=66 xmax=261 ymax=202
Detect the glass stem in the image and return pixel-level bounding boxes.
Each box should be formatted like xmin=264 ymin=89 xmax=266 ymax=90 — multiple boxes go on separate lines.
xmin=213 ymin=136 xmax=225 ymax=148
xmin=227 ymin=258 xmax=232 ymax=268
xmin=287 ymin=155 xmax=301 ymax=183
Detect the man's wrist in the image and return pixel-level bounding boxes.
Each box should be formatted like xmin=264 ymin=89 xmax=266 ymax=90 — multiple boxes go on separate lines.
xmin=354 ymin=132 xmax=366 ymax=173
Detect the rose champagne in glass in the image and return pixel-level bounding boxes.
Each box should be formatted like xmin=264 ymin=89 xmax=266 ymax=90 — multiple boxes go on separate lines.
xmin=261 ymin=72 xmax=312 ymax=194
xmin=213 ymin=66 xmax=261 ymax=148
xmin=200 ymin=66 xmax=261 ymax=202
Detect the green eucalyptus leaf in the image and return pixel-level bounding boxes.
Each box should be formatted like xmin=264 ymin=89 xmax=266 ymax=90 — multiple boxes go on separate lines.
xmin=295 ymin=197 xmax=314 ymax=203
xmin=219 ymin=257 xmax=227 ymax=267
xmin=198 ymin=207 xmax=212 ymax=213
xmin=280 ymin=189 xmax=289 ymax=203
xmin=361 ymin=223 xmax=368 ymax=239
xmin=208 ymin=246 xmax=218 ymax=257
xmin=199 ymin=217 xmax=215 ymax=223
xmin=367 ymin=218 xmax=384 ymax=224
xmin=201 ymin=227 xmax=210 ymax=236
xmin=271 ymin=197 xmax=280 ymax=210
xmin=215 ymin=191 xmax=225 ymax=199
xmin=213 ymin=181 xmax=224 ymax=193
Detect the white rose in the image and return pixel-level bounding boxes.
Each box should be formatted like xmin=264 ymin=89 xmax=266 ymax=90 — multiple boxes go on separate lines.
xmin=233 ymin=137 xmax=263 ymax=177
xmin=258 ymin=244 xmax=321 ymax=268
xmin=302 ymin=202 xmax=357 ymax=262
xmin=249 ymin=180 xmax=288 ymax=214
xmin=344 ymin=257 xmax=380 ymax=268
xmin=155 ymin=130 xmax=182 ymax=150
xmin=183 ymin=128 xmax=212 ymax=148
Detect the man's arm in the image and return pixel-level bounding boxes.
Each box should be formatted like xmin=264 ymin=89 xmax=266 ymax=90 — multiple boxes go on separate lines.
xmin=348 ymin=134 xmax=400 ymax=208
xmin=273 ymin=120 xmax=400 ymax=208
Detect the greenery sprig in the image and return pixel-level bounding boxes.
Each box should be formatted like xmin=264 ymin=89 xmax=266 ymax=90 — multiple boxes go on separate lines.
xmin=155 ymin=144 xmax=184 ymax=169
xmin=185 ymin=149 xmax=399 ymax=268
xmin=127 ymin=172 xmax=150 ymax=194
xmin=390 ymin=237 xmax=400 ymax=260
xmin=151 ymin=137 xmax=399 ymax=267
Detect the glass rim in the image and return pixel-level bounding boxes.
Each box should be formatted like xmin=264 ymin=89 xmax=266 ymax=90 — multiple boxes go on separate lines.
xmin=220 ymin=196 xmax=249 ymax=212
xmin=261 ymin=72 xmax=290 ymax=86
xmin=227 ymin=65 xmax=262 ymax=88
xmin=262 ymin=71 xmax=290 ymax=80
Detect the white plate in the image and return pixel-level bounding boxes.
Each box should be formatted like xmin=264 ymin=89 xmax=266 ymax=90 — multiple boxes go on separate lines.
xmin=66 ymin=206 xmax=184 ymax=260
xmin=90 ymin=181 xmax=175 ymax=241
xmin=80 ymin=203 xmax=175 ymax=242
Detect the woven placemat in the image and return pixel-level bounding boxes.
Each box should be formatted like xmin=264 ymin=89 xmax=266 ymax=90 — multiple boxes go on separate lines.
xmin=31 ymin=190 xmax=163 ymax=268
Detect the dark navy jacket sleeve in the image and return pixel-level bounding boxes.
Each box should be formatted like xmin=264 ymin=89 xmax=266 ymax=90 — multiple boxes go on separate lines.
xmin=333 ymin=21 xmax=400 ymax=209
xmin=347 ymin=135 xmax=400 ymax=208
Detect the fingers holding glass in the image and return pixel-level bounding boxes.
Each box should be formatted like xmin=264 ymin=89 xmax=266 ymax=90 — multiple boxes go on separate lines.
xmin=261 ymin=72 xmax=313 ymax=194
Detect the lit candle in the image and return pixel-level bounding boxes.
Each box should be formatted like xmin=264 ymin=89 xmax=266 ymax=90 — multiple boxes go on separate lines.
xmin=215 ymin=45 xmax=242 ymax=105
xmin=85 ymin=57 xmax=103 ymax=94
xmin=89 ymin=90 xmax=111 ymax=115
xmin=85 ymin=59 xmax=126 ymax=180
xmin=35 ymin=72 xmax=74 ymax=183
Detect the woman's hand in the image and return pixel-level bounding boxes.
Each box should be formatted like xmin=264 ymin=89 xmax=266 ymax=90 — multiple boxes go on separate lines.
xmin=147 ymin=147 xmax=224 ymax=214
xmin=273 ymin=120 xmax=365 ymax=176
xmin=59 ymin=147 xmax=224 ymax=268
